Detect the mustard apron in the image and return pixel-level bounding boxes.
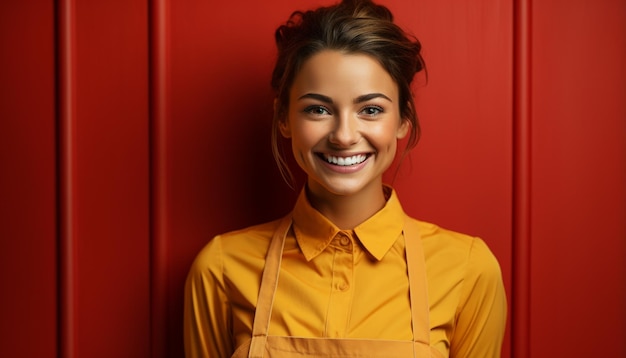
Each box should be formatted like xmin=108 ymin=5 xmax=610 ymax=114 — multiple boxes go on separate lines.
xmin=232 ymin=214 xmax=444 ymax=358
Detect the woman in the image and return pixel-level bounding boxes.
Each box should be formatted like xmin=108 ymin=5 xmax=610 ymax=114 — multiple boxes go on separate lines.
xmin=184 ymin=0 xmax=507 ymax=357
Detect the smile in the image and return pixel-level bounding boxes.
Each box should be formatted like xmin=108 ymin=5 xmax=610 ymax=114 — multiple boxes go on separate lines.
xmin=319 ymin=153 xmax=369 ymax=166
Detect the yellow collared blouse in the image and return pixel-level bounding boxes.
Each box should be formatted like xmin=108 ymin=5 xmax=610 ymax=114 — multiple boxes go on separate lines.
xmin=184 ymin=187 xmax=507 ymax=357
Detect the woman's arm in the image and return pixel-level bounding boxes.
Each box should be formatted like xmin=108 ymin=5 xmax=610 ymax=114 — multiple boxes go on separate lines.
xmin=450 ymin=238 xmax=507 ymax=358
xmin=184 ymin=236 xmax=233 ymax=358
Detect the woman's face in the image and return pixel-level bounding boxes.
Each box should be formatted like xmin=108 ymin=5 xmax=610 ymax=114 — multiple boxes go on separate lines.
xmin=280 ymin=50 xmax=409 ymax=200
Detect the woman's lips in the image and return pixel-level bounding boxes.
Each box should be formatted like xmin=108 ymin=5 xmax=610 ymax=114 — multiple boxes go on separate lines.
xmin=321 ymin=153 xmax=369 ymax=166
xmin=316 ymin=153 xmax=372 ymax=173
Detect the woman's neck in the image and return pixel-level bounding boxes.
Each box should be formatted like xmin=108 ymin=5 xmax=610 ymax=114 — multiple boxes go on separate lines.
xmin=306 ymin=181 xmax=387 ymax=230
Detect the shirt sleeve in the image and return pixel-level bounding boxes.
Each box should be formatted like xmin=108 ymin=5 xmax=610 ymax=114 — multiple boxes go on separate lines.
xmin=450 ymin=237 xmax=507 ymax=358
xmin=184 ymin=236 xmax=233 ymax=358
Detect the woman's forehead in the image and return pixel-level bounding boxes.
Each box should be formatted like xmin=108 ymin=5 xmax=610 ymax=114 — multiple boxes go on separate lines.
xmin=290 ymin=50 xmax=398 ymax=101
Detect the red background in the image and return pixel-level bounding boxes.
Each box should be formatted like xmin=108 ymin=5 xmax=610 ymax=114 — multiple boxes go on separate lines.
xmin=1 ymin=0 xmax=624 ymax=357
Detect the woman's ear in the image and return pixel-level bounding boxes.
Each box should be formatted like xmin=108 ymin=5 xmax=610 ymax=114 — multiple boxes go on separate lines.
xmin=397 ymin=101 xmax=413 ymax=139
xmin=396 ymin=118 xmax=410 ymax=139
xmin=279 ymin=120 xmax=291 ymax=138
xmin=275 ymin=98 xmax=292 ymax=138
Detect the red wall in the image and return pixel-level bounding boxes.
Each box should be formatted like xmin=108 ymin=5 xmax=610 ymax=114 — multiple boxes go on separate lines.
xmin=0 ymin=1 xmax=57 ymax=357
xmin=529 ymin=1 xmax=626 ymax=356
xmin=1 ymin=0 xmax=623 ymax=357
xmin=58 ymin=1 xmax=152 ymax=357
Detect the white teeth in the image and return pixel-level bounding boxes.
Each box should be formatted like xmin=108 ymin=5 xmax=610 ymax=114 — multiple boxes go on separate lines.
xmin=325 ymin=154 xmax=367 ymax=166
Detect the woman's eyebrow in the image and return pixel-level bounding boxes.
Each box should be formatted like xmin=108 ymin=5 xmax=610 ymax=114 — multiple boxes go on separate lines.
xmin=298 ymin=92 xmax=392 ymax=104
xmin=298 ymin=93 xmax=333 ymax=103
xmin=354 ymin=93 xmax=392 ymax=103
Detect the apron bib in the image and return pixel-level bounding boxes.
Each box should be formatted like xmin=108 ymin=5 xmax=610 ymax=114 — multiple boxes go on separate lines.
xmin=232 ymin=214 xmax=443 ymax=358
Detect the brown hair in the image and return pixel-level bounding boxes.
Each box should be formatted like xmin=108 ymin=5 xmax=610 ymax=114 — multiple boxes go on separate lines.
xmin=271 ymin=0 xmax=425 ymax=186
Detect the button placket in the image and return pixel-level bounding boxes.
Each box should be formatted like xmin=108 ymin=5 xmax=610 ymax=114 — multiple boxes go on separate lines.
xmin=325 ymin=231 xmax=355 ymax=336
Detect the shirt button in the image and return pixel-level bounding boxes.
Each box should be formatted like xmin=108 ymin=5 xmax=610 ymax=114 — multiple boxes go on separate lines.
xmin=339 ymin=236 xmax=350 ymax=246
xmin=337 ymin=283 xmax=349 ymax=291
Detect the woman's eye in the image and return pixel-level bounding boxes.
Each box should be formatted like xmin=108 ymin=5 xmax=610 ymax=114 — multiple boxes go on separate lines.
xmin=360 ymin=106 xmax=383 ymax=116
xmin=304 ymin=105 xmax=331 ymax=116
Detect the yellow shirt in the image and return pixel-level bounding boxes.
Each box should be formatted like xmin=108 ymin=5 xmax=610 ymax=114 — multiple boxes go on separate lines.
xmin=184 ymin=187 xmax=507 ymax=357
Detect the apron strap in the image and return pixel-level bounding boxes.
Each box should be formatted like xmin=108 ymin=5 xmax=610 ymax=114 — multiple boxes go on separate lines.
xmin=248 ymin=215 xmax=292 ymax=358
xmin=403 ymin=217 xmax=431 ymax=351
xmin=248 ymin=214 xmax=431 ymax=357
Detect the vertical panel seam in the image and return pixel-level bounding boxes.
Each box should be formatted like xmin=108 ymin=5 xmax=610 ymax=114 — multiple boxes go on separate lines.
xmin=56 ymin=0 xmax=76 ymax=357
xmin=149 ymin=0 xmax=169 ymax=357
xmin=512 ymin=0 xmax=532 ymax=357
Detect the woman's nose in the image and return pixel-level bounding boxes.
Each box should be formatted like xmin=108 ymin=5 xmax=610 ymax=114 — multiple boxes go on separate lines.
xmin=328 ymin=113 xmax=359 ymax=147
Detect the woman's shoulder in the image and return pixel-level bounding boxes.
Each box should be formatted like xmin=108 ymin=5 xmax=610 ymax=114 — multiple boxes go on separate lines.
xmin=218 ymin=218 xmax=283 ymax=242
xmin=409 ymin=218 xmax=504 ymax=316
xmin=409 ymin=217 xmax=501 ymax=274
xmin=411 ymin=218 xmax=474 ymax=247
xmin=191 ymin=217 xmax=284 ymax=268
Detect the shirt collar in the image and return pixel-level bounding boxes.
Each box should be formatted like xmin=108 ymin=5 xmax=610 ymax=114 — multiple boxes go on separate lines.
xmin=291 ymin=185 xmax=406 ymax=261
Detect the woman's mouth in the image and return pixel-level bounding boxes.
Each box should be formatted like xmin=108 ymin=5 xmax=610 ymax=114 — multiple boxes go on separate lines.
xmin=318 ymin=153 xmax=370 ymax=166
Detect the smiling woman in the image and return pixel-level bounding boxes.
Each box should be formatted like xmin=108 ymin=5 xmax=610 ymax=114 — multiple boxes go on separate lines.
xmin=281 ymin=51 xmax=409 ymax=228
xmin=184 ymin=1 xmax=506 ymax=357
